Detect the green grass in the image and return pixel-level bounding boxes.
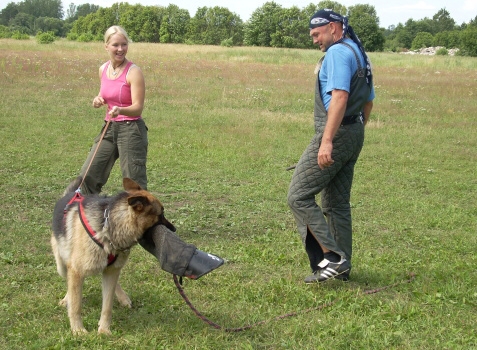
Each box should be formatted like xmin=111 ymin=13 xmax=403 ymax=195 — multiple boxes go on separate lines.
xmin=0 ymin=38 xmax=476 ymax=349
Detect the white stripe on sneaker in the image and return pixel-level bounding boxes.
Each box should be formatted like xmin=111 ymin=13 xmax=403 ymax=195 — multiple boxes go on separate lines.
xmin=320 ymin=268 xmax=339 ymax=278
xmin=317 ymin=258 xmax=350 ymax=281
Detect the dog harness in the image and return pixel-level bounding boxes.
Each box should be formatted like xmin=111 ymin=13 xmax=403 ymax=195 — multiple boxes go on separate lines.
xmin=64 ymin=192 xmax=117 ymax=266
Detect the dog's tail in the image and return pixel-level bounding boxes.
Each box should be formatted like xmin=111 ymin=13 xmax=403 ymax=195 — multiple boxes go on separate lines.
xmin=62 ymin=176 xmax=82 ymax=196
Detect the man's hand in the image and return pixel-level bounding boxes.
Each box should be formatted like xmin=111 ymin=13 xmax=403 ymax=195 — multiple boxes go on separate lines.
xmin=318 ymin=140 xmax=334 ymax=169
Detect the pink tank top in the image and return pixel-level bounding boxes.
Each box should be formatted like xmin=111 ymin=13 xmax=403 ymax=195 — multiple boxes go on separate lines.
xmin=100 ymin=61 xmax=141 ymax=122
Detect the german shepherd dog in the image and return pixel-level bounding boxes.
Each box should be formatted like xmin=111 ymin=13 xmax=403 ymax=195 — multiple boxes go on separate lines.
xmin=51 ymin=177 xmax=172 ymax=335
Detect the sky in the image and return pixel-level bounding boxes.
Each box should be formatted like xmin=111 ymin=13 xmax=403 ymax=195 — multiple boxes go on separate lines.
xmin=1 ymin=0 xmax=476 ymax=28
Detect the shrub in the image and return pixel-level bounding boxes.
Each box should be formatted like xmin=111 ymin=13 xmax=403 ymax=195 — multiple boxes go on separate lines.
xmin=0 ymin=25 xmax=12 ymax=38
xmin=436 ymin=47 xmax=448 ymax=55
xmin=220 ymin=38 xmax=234 ymax=47
xmin=36 ymin=31 xmax=56 ymax=44
xmin=66 ymin=32 xmax=78 ymax=41
xmin=460 ymin=26 xmax=477 ymax=57
xmin=411 ymin=32 xmax=434 ymax=50
xmin=11 ymin=31 xmax=29 ymax=40
xmin=77 ymin=32 xmax=95 ymax=42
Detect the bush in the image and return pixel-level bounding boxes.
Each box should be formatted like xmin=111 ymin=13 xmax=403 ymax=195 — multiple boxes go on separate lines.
xmin=36 ymin=31 xmax=56 ymax=44
xmin=411 ymin=32 xmax=434 ymax=50
xmin=460 ymin=26 xmax=477 ymax=57
xmin=66 ymin=32 xmax=78 ymax=41
xmin=77 ymin=32 xmax=95 ymax=42
xmin=0 ymin=25 xmax=12 ymax=38
xmin=383 ymin=37 xmax=404 ymax=52
xmin=436 ymin=47 xmax=448 ymax=55
xmin=220 ymin=38 xmax=234 ymax=47
xmin=11 ymin=31 xmax=29 ymax=40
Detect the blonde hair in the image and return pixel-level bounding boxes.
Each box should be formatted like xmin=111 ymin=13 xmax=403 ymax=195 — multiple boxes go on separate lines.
xmin=104 ymin=25 xmax=130 ymax=44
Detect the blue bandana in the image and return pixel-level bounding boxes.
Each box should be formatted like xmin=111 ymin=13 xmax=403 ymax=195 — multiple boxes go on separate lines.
xmin=309 ymin=9 xmax=344 ymax=29
xmin=310 ymin=9 xmax=373 ymax=86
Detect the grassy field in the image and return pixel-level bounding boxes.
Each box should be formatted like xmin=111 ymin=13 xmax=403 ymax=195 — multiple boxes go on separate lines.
xmin=0 ymin=38 xmax=476 ymax=349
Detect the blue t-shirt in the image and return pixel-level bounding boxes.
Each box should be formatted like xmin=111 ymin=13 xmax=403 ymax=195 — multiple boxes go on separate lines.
xmin=319 ymin=38 xmax=375 ymax=110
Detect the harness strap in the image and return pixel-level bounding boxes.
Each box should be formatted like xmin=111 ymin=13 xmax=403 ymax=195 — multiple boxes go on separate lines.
xmin=64 ymin=192 xmax=117 ymax=266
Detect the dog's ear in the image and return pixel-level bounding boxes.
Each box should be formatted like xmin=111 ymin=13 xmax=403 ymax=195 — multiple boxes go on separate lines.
xmin=127 ymin=195 xmax=150 ymax=211
xmin=123 ymin=178 xmax=143 ymax=191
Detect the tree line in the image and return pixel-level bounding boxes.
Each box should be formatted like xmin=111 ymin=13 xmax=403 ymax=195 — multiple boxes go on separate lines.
xmin=1 ymin=0 xmax=477 ymax=56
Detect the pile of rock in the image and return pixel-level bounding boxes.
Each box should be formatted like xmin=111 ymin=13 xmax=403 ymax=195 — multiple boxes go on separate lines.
xmin=401 ymin=47 xmax=460 ymax=56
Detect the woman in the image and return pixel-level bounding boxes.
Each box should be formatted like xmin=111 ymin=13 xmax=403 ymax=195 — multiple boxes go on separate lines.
xmin=80 ymin=25 xmax=148 ymax=194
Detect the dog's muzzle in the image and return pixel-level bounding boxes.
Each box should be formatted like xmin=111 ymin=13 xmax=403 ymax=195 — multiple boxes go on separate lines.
xmin=138 ymin=224 xmax=224 ymax=280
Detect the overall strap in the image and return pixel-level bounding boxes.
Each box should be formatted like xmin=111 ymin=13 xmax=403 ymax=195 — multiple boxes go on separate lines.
xmin=339 ymin=41 xmax=365 ymax=77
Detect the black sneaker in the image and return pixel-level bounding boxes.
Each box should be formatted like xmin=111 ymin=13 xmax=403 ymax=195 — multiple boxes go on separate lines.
xmin=304 ymin=258 xmax=350 ymax=283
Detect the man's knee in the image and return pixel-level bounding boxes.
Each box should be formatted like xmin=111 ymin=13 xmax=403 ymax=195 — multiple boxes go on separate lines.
xmin=287 ymin=189 xmax=298 ymax=210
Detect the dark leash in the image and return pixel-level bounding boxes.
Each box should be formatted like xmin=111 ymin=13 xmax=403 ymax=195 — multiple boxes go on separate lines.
xmin=173 ymin=272 xmax=416 ymax=332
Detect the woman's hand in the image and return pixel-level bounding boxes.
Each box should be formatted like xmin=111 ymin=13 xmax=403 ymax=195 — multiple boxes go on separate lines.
xmin=93 ymin=96 xmax=106 ymax=108
xmin=108 ymin=106 xmax=121 ymax=117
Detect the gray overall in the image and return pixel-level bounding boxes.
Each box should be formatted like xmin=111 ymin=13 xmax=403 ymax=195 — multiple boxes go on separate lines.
xmin=287 ymin=42 xmax=371 ymax=272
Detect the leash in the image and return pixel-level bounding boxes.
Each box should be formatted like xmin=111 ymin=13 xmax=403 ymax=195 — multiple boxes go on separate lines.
xmin=77 ymin=118 xmax=112 ymax=191
xmin=172 ymin=272 xmax=416 ymax=332
xmin=63 ymin=117 xmax=116 ymax=265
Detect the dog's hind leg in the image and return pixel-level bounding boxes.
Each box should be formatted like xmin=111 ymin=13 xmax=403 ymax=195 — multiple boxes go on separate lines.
xmin=51 ymin=236 xmax=70 ymax=308
xmin=51 ymin=236 xmax=67 ymax=278
xmin=98 ymin=268 xmax=122 ymax=335
xmin=59 ymin=293 xmax=68 ymax=307
xmin=115 ymin=282 xmax=132 ymax=308
xmin=67 ymin=269 xmax=87 ymax=334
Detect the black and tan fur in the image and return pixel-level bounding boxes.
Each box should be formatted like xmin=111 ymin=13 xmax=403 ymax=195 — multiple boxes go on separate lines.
xmin=51 ymin=177 xmax=170 ymax=335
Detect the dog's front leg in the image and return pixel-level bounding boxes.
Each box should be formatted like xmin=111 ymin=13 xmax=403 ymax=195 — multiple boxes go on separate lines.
xmin=67 ymin=269 xmax=87 ymax=334
xmin=98 ymin=268 xmax=121 ymax=335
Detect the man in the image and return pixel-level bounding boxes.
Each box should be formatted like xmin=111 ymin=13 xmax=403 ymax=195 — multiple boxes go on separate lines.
xmin=287 ymin=9 xmax=375 ymax=283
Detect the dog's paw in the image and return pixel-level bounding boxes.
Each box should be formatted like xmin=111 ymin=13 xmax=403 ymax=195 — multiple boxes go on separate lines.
xmin=59 ymin=297 xmax=68 ymax=308
xmin=98 ymin=327 xmax=112 ymax=335
xmin=115 ymin=284 xmax=132 ymax=308
xmin=117 ymin=294 xmax=132 ymax=308
xmin=72 ymin=327 xmax=88 ymax=335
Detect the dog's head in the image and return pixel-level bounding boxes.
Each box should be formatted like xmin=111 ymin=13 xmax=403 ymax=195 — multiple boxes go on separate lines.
xmin=123 ymin=178 xmax=175 ymax=233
